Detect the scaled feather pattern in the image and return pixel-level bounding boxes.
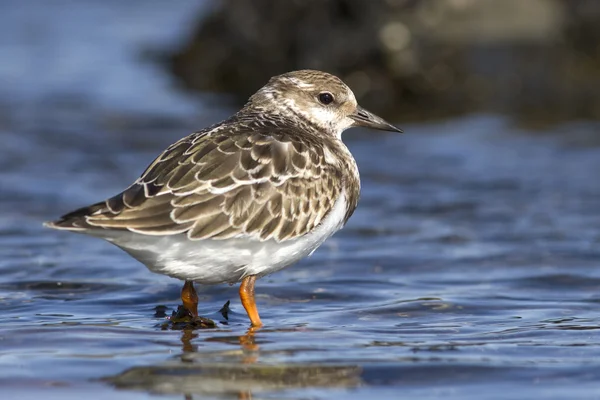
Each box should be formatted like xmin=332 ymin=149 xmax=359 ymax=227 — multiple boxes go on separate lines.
xmin=52 ymin=114 xmax=360 ymax=243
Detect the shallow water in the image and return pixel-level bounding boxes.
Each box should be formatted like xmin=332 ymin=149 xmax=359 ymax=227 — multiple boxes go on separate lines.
xmin=2 ymin=2 xmax=600 ymax=400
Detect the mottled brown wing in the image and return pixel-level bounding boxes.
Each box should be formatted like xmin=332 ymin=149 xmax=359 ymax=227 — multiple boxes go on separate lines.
xmin=76 ymin=127 xmax=343 ymax=242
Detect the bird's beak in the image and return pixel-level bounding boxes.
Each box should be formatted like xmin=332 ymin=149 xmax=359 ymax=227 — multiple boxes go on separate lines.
xmin=349 ymin=106 xmax=403 ymax=133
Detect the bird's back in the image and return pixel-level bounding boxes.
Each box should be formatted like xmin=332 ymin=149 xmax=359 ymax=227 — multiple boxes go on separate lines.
xmin=45 ymin=116 xmax=359 ymax=244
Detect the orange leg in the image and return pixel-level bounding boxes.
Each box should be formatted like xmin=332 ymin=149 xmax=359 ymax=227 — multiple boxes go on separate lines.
xmin=238 ymin=391 xmax=252 ymax=400
xmin=239 ymin=275 xmax=263 ymax=327
xmin=181 ymin=280 xmax=199 ymax=318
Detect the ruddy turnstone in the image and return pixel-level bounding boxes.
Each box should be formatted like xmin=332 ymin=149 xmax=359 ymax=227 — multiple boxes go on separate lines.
xmin=45 ymin=70 xmax=402 ymax=327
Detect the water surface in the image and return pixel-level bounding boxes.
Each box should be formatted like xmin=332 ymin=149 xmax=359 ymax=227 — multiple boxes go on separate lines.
xmin=1 ymin=2 xmax=600 ymax=399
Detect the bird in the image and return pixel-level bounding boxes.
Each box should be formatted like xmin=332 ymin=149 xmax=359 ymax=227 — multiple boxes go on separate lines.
xmin=44 ymin=70 xmax=402 ymax=327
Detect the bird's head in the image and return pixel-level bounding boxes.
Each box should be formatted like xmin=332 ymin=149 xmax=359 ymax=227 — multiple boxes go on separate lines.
xmin=244 ymin=70 xmax=402 ymax=138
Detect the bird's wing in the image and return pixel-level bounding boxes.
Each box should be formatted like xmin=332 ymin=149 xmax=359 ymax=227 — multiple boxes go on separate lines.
xmin=50 ymin=125 xmax=346 ymax=242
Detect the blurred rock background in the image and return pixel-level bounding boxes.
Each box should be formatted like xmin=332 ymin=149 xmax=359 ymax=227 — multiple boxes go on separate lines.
xmin=168 ymin=0 xmax=600 ymax=126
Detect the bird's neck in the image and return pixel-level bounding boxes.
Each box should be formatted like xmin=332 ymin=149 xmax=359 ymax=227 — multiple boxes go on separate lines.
xmin=236 ymin=105 xmax=343 ymax=139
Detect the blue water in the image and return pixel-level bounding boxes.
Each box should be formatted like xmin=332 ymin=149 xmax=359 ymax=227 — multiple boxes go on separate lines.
xmin=1 ymin=2 xmax=600 ymax=399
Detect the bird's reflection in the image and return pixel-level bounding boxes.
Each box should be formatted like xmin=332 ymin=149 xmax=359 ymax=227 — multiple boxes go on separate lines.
xmin=180 ymin=329 xmax=199 ymax=355
xmin=105 ymin=323 xmax=360 ymax=399
xmin=180 ymin=326 xmax=261 ymax=357
xmin=238 ymin=327 xmax=260 ymax=364
xmin=178 ymin=326 xmax=260 ymax=399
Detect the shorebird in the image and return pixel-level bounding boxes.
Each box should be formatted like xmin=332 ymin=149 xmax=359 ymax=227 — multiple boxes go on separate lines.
xmin=45 ymin=70 xmax=402 ymax=327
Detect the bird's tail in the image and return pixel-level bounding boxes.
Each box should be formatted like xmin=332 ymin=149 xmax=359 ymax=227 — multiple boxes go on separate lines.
xmin=43 ymin=202 xmax=107 ymax=231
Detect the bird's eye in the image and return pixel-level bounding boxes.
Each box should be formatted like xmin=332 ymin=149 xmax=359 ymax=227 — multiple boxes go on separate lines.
xmin=318 ymin=92 xmax=334 ymax=105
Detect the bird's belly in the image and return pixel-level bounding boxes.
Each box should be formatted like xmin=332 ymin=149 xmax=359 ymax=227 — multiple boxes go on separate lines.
xmin=102 ymin=192 xmax=348 ymax=284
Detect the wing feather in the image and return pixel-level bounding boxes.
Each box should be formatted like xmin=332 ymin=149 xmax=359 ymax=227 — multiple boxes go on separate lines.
xmin=53 ymin=123 xmax=350 ymax=242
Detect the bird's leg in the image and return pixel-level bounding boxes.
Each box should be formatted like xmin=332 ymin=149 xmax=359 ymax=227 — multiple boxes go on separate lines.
xmin=239 ymin=275 xmax=262 ymax=327
xmin=181 ymin=280 xmax=199 ymax=318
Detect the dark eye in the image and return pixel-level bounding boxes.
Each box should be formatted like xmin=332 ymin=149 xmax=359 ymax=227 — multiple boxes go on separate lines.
xmin=318 ymin=92 xmax=334 ymax=105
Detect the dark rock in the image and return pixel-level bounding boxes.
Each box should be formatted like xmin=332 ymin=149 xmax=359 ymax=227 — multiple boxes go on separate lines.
xmin=168 ymin=0 xmax=600 ymax=124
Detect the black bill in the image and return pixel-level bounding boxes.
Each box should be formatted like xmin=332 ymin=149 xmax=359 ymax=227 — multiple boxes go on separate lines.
xmin=349 ymin=106 xmax=403 ymax=133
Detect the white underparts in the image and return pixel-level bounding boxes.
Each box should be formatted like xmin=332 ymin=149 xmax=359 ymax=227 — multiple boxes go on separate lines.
xmin=97 ymin=191 xmax=349 ymax=284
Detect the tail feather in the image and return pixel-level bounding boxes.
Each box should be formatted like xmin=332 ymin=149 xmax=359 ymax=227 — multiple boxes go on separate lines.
xmin=44 ymin=202 xmax=108 ymax=231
